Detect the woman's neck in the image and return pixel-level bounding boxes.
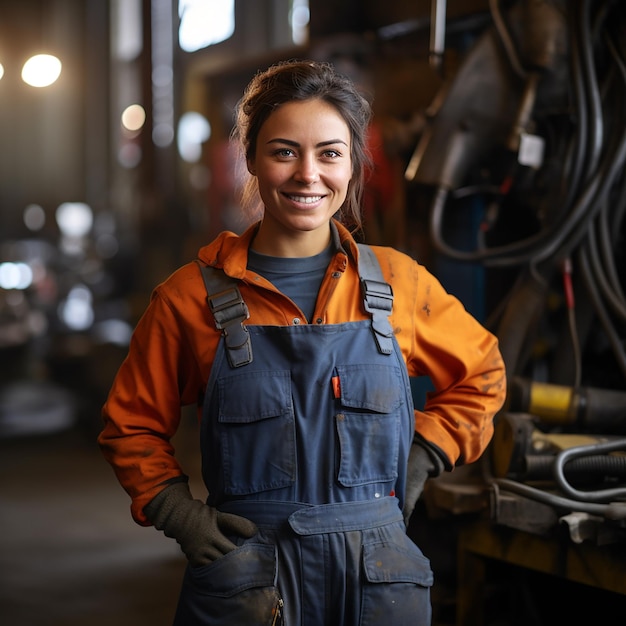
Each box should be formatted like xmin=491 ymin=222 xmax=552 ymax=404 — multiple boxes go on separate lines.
xmin=251 ymin=222 xmax=332 ymax=258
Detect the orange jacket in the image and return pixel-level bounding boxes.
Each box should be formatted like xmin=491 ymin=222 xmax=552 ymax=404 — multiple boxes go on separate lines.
xmin=99 ymin=220 xmax=506 ymax=524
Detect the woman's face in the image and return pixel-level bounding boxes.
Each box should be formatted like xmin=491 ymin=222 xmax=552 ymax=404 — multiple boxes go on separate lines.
xmin=249 ymin=98 xmax=352 ymax=256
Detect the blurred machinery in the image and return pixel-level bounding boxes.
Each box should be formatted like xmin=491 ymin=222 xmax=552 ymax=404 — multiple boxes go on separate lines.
xmin=0 ymin=208 xmax=133 ymax=439
xmin=408 ymin=0 xmax=626 ymax=620
xmin=410 ymin=0 xmax=626 ymax=536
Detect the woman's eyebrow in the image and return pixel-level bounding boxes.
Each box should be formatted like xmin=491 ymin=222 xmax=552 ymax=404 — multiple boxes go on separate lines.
xmin=266 ymin=138 xmax=348 ymax=147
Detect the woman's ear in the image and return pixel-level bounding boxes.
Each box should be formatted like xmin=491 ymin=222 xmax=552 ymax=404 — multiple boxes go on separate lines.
xmin=247 ymin=159 xmax=256 ymax=176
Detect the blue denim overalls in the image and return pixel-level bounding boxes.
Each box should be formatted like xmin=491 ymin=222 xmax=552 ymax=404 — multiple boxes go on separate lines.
xmin=173 ymin=246 xmax=434 ymax=626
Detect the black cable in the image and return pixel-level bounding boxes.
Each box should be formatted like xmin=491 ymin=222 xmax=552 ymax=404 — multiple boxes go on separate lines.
xmin=578 ymin=246 xmax=626 ymax=379
xmin=493 ymin=478 xmax=626 ymax=520
xmin=584 ymin=217 xmax=626 ymax=321
xmin=578 ymin=0 xmax=604 ymax=174
xmin=604 ymin=174 xmax=626 ymax=287
xmin=598 ymin=192 xmax=626 ymax=303
xmin=596 ymin=32 xmax=626 ymax=306
xmin=530 ymin=1 xmax=626 ymax=266
xmin=427 ymin=2 xmax=586 ymax=265
xmin=427 ymin=1 xmax=626 ymax=269
xmin=557 ymin=4 xmax=588 ymax=218
xmin=533 ymin=96 xmax=626 ymax=267
xmin=553 ymin=439 xmax=626 ymax=503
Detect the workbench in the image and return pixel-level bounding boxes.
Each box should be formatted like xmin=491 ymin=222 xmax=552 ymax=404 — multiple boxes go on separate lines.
xmin=455 ymin=519 xmax=626 ymax=624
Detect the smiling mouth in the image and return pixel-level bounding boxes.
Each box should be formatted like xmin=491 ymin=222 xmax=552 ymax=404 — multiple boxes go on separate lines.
xmin=284 ymin=194 xmax=324 ymax=204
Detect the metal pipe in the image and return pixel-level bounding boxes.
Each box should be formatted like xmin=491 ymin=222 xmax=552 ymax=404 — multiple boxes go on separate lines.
xmin=429 ymin=0 xmax=447 ymax=73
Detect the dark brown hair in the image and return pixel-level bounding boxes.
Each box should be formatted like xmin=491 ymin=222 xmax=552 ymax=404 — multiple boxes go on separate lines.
xmin=232 ymin=59 xmax=372 ymax=231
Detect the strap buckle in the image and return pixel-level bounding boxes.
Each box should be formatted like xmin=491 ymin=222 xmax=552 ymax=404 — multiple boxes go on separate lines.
xmin=360 ymin=277 xmax=394 ymax=355
xmin=208 ymin=286 xmax=252 ymax=367
xmin=209 ymin=286 xmax=250 ymax=331
xmin=361 ymin=278 xmax=393 ymax=315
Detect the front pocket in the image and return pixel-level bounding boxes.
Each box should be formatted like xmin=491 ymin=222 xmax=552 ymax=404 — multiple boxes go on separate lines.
xmin=335 ymin=364 xmax=402 ymax=487
xmin=218 ymin=370 xmax=295 ymax=495
xmin=360 ymin=540 xmax=433 ymax=626
xmin=336 ymin=364 xmax=403 ymax=413
xmin=174 ymin=543 xmax=284 ymax=626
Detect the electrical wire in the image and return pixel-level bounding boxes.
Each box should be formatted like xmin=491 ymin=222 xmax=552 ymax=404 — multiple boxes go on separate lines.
xmin=553 ymin=439 xmax=626 ymax=503
xmin=578 ymin=246 xmax=626 ymax=379
xmin=599 ymin=181 xmax=626 ymax=302
xmin=489 ymin=0 xmax=527 ymax=79
xmin=425 ymin=1 xmax=626 ymax=387
xmin=586 ymin=218 xmax=626 ymax=321
xmin=561 ymin=258 xmax=582 ymax=387
xmin=578 ymin=0 xmax=603 ymax=174
xmin=428 ymin=1 xmax=626 ymax=268
xmin=492 ymin=478 xmax=626 ymax=520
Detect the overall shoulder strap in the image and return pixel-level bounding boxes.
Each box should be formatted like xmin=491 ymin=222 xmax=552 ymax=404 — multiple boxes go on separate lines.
xmin=195 ymin=261 xmax=252 ymax=367
xmin=357 ymin=243 xmax=394 ymax=355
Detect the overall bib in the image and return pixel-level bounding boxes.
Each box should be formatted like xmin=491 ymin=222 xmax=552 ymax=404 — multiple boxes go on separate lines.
xmin=173 ymin=249 xmax=434 ymax=626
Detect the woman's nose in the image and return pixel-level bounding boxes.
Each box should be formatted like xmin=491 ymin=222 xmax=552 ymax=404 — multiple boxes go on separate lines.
xmin=294 ymin=155 xmax=319 ymax=184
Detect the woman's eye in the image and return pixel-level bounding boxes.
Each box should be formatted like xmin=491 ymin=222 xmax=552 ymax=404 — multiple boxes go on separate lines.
xmin=322 ymin=149 xmax=341 ymax=159
xmin=274 ymin=148 xmax=295 ymax=158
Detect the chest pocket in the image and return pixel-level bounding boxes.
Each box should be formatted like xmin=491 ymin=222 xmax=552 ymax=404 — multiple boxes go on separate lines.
xmin=334 ymin=363 xmax=402 ymax=487
xmin=217 ymin=369 xmax=296 ymax=495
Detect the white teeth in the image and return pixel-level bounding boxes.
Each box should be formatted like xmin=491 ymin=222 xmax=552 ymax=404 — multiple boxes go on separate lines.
xmin=288 ymin=195 xmax=322 ymax=204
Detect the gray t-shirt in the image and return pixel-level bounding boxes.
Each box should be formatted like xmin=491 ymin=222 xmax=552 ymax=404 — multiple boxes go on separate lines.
xmin=247 ymin=245 xmax=334 ymax=322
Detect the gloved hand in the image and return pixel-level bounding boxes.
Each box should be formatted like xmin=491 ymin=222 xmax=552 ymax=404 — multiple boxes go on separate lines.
xmin=144 ymin=482 xmax=258 ymax=567
xmin=403 ymin=441 xmax=444 ymax=527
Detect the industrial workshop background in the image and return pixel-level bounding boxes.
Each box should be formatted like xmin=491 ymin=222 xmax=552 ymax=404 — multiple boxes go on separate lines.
xmin=0 ymin=1 xmax=625 ymax=625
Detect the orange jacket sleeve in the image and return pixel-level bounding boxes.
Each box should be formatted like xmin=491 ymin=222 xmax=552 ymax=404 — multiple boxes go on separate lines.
xmin=98 ymin=262 xmax=216 ymax=524
xmin=370 ymin=244 xmax=506 ymax=467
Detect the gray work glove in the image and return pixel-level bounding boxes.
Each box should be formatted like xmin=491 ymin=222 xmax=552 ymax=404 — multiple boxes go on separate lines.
xmin=144 ymin=482 xmax=258 ymax=567
xmin=403 ymin=442 xmax=444 ymax=526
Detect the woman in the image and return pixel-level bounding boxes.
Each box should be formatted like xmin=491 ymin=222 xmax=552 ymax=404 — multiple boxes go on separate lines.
xmin=99 ymin=60 xmax=506 ymax=626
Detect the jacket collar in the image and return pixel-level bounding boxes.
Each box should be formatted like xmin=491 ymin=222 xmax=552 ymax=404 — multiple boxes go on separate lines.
xmin=198 ymin=219 xmax=359 ymax=279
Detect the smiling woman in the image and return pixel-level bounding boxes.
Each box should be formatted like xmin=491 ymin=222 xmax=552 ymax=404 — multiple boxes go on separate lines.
xmin=233 ymin=60 xmax=372 ymax=235
xmin=248 ymin=99 xmax=353 ymax=257
xmin=99 ymin=59 xmax=506 ymax=626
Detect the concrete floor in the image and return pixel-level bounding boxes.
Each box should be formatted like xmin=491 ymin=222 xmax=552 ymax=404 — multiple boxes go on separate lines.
xmin=0 ymin=423 xmax=203 ymax=626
